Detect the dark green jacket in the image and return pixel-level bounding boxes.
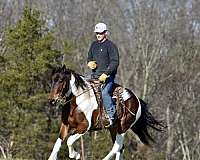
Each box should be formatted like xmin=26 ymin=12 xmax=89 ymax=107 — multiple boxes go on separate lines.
xmin=87 ymin=39 xmax=119 ymax=77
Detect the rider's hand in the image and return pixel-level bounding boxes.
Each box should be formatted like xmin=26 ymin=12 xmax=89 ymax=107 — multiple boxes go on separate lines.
xmin=87 ymin=61 xmax=97 ymax=70
xmin=99 ymin=73 xmax=108 ymax=82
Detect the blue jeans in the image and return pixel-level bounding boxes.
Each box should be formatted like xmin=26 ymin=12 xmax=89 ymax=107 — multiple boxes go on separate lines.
xmin=102 ymin=76 xmax=116 ymax=119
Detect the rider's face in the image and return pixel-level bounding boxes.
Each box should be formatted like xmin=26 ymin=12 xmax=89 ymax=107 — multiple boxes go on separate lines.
xmin=95 ymin=31 xmax=106 ymax=41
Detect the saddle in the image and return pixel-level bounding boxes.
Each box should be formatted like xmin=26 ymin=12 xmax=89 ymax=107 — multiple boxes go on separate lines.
xmin=87 ymin=79 xmax=126 ymax=129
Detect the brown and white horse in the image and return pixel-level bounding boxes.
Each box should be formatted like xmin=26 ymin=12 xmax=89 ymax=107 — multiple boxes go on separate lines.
xmin=48 ymin=65 xmax=164 ymax=160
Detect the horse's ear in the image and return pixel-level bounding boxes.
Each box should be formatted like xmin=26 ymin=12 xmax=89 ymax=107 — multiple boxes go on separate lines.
xmin=61 ymin=64 xmax=66 ymax=72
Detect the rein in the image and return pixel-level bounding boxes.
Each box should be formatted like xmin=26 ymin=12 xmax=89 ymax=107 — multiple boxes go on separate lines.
xmin=58 ymin=79 xmax=136 ymax=117
xmin=59 ymin=87 xmax=94 ymax=105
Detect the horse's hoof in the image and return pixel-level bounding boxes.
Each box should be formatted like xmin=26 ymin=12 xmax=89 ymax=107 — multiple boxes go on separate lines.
xmin=69 ymin=154 xmax=74 ymax=159
xmin=69 ymin=152 xmax=80 ymax=160
xmin=75 ymin=153 xmax=80 ymax=160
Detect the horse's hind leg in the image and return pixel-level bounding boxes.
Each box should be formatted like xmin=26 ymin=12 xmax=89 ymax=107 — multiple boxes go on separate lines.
xmin=48 ymin=123 xmax=69 ymax=160
xmin=103 ymin=133 xmax=125 ymax=160
xmin=67 ymin=133 xmax=82 ymax=159
xmin=115 ymin=144 xmax=125 ymax=160
xmin=109 ymin=128 xmax=124 ymax=160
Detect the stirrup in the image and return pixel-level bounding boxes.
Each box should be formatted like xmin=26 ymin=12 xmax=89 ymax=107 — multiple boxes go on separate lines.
xmin=105 ymin=118 xmax=116 ymax=128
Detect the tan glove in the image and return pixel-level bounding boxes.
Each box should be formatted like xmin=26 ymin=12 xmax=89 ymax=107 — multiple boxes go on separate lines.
xmin=99 ymin=73 xmax=108 ymax=82
xmin=87 ymin=61 xmax=97 ymax=70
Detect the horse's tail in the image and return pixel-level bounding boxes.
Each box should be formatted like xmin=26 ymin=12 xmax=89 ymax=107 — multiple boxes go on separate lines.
xmin=130 ymin=98 xmax=165 ymax=146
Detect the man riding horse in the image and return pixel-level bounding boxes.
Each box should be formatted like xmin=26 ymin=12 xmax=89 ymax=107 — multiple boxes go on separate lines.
xmin=48 ymin=22 xmax=165 ymax=160
xmin=87 ymin=22 xmax=119 ymax=128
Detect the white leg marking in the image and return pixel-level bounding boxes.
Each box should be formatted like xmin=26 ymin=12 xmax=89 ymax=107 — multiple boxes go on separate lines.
xmin=116 ymin=151 xmax=123 ymax=160
xmin=48 ymin=138 xmax=62 ymax=160
xmin=67 ymin=134 xmax=82 ymax=159
xmin=103 ymin=133 xmax=125 ymax=160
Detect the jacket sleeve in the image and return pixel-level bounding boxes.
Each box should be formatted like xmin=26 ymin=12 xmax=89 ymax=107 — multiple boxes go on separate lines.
xmin=105 ymin=42 xmax=119 ymax=75
xmin=87 ymin=42 xmax=94 ymax=63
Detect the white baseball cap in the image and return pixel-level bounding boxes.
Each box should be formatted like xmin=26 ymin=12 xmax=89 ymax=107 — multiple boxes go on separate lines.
xmin=94 ymin=22 xmax=107 ymax=33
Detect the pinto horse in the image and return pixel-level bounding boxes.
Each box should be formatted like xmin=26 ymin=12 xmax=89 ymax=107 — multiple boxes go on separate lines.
xmin=48 ymin=65 xmax=164 ymax=160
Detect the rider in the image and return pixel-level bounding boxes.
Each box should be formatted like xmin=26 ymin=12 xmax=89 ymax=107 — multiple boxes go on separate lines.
xmin=87 ymin=22 xmax=119 ymax=127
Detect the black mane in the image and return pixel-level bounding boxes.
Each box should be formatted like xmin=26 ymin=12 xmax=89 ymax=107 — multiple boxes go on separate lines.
xmin=53 ymin=65 xmax=87 ymax=90
xmin=69 ymin=69 xmax=87 ymax=90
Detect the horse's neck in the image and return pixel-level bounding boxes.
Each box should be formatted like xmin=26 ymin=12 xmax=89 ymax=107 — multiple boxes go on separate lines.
xmin=69 ymin=74 xmax=88 ymax=96
xmin=62 ymin=96 xmax=76 ymax=118
xmin=69 ymin=74 xmax=97 ymax=108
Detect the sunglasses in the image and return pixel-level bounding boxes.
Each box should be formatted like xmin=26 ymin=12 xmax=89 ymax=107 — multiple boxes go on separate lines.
xmin=95 ymin=31 xmax=106 ymax=35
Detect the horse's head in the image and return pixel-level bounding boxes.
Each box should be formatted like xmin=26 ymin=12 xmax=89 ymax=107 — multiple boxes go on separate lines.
xmin=48 ymin=65 xmax=72 ymax=105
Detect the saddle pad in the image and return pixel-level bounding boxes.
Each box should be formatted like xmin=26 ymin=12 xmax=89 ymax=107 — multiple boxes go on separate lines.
xmin=121 ymin=88 xmax=131 ymax=101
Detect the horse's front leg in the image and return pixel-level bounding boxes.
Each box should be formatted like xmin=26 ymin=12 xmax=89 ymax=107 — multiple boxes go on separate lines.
xmin=67 ymin=133 xmax=82 ymax=159
xmin=48 ymin=123 xmax=69 ymax=160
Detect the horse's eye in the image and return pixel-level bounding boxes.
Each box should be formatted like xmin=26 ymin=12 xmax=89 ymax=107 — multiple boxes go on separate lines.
xmin=53 ymin=77 xmax=60 ymax=83
xmin=53 ymin=78 xmax=58 ymax=82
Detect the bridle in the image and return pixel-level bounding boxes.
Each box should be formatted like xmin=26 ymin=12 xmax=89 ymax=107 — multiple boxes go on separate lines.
xmin=56 ymin=81 xmax=94 ymax=105
xmin=53 ymin=75 xmax=103 ymax=105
